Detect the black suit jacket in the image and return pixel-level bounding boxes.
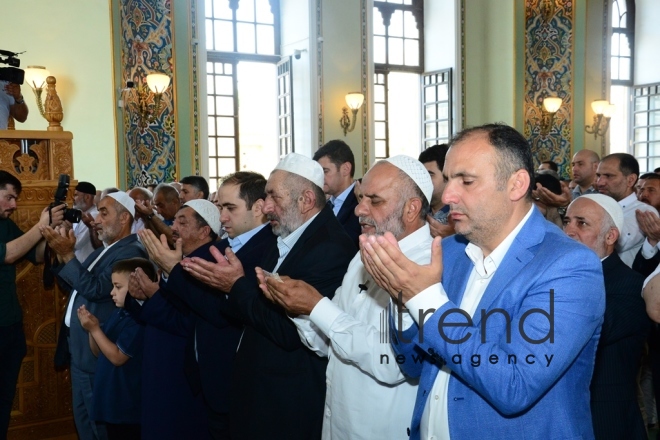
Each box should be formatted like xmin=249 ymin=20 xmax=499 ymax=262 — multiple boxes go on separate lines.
xmin=225 ymin=205 xmax=356 ymax=440
xmin=335 ymin=186 xmax=360 ymax=249
xmin=167 ymin=224 xmax=277 ymax=414
xmin=632 ymin=244 xmax=660 ymax=278
xmin=590 ymin=253 xmax=651 ymax=439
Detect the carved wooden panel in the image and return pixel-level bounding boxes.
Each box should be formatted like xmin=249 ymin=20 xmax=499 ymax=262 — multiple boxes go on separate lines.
xmin=0 ymin=131 xmax=77 ymax=439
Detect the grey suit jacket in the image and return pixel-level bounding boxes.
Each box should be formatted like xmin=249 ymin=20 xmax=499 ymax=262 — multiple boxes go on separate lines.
xmin=55 ymin=234 xmax=147 ymax=373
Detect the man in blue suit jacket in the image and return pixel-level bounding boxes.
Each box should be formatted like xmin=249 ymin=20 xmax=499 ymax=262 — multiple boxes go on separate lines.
xmin=361 ymin=124 xmax=606 ymax=439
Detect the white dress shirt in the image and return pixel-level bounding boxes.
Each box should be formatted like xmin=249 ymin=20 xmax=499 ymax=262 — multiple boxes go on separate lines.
xmin=293 ymin=224 xmax=433 ymax=439
xmin=617 ymin=192 xmax=658 ymax=268
xmin=402 ymin=206 xmax=535 ymax=440
xmin=73 ymin=206 xmax=98 ymax=263
xmin=273 ymin=213 xmax=319 ymax=272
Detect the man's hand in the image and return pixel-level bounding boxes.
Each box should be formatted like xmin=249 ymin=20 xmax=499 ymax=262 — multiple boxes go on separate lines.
xmin=39 ymin=204 xmax=65 ymax=228
xmin=138 ymin=229 xmax=182 ymax=275
xmin=636 ymin=210 xmax=660 ymax=246
xmin=4 ymin=82 xmax=22 ymax=100
xmin=77 ymin=305 xmax=99 ymax=332
xmin=40 ymin=225 xmax=76 ymax=263
xmin=532 ymin=183 xmax=571 ymax=208
xmin=255 ymin=268 xmax=323 ymax=316
xmin=427 ymin=214 xmax=455 ymax=238
xmin=129 ymin=268 xmax=159 ymax=299
xmin=181 ymin=246 xmax=245 ymax=292
xmin=360 ymin=232 xmax=443 ymax=302
xmin=134 ymin=199 xmax=153 ymax=219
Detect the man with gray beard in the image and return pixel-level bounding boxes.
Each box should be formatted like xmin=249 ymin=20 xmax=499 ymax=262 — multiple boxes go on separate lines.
xmin=181 ymin=153 xmax=355 ymax=440
xmin=257 ymin=155 xmax=434 ymax=440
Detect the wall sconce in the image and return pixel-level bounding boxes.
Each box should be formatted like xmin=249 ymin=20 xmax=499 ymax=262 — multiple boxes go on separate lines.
xmin=585 ymin=100 xmax=615 ymax=139
xmin=24 ymin=66 xmax=51 ymax=119
xmin=124 ymin=73 xmax=171 ymax=128
xmin=340 ymin=92 xmax=364 ymax=136
xmin=539 ymin=96 xmax=562 ymax=136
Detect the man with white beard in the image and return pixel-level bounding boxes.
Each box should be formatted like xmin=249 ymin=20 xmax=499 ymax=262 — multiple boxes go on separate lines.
xmin=257 ymin=155 xmax=433 ymax=440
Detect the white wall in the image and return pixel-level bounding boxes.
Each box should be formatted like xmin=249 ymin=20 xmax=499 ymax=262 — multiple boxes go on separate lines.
xmin=635 ymin=0 xmax=660 ymax=85
xmin=280 ymin=0 xmax=314 ymax=158
xmin=424 ymin=0 xmax=456 ymax=72
xmin=4 ymin=0 xmax=117 ymax=188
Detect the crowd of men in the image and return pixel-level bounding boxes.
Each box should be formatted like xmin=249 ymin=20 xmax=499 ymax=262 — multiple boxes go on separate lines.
xmin=2 ymin=123 xmax=660 ymax=439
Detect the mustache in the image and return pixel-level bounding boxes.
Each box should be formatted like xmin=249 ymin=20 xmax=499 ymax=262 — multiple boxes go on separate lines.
xmin=267 ymin=214 xmax=279 ymax=222
xmin=358 ymin=217 xmax=376 ymax=227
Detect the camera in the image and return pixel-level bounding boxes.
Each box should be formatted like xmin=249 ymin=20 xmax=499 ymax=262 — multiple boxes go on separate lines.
xmin=50 ymin=174 xmax=82 ymax=223
xmin=0 ymin=49 xmax=24 ymax=85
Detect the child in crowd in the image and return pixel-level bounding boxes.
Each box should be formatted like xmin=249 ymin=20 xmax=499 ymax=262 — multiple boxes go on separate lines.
xmin=77 ymin=257 xmax=157 ymax=440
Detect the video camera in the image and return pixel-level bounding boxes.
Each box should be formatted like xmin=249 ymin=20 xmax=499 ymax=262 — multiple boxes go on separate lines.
xmin=0 ymin=50 xmax=24 ymax=85
xmin=50 ymin=174 xmax=82 ymax=223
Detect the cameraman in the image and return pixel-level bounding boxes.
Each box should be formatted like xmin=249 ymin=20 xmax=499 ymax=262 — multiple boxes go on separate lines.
xmin=0 ymin=81 xmax=28 ymax=130
xmin=0 ymin=171 xmax=63 ymax=437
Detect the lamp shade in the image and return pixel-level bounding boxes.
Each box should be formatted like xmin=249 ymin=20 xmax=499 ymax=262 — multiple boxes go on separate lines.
xmin=345 ymin=92 xmax=365 ymax=110
xmin=542 ymin=97 xmax=562 ymax=113
xmin=603 ymin=103 xmax=616 ymax=118
xmin=24 ymin=66 xmax=51 ymax=90
xmin=591 ymin=100 xmax=609 ymax=115
xmin=146 ymin=73 xmax=171 ymax=94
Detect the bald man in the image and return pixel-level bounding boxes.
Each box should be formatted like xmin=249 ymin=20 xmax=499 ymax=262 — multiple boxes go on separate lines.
xmin=571 ymin=149 xmax=600 ymax=199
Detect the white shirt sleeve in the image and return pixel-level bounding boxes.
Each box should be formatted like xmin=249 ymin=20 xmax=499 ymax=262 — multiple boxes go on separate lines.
xmin=642 ymin=238 xmax=660 ymax=259
xmin=307 ymin=296 xmax=410 ymax=384
xmin=405 ymin=282 xmax=450 ymax=325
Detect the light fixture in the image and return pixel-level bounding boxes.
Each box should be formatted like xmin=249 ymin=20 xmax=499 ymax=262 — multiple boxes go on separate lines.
xmin=340 ymin=92 xmax=364 ymax=136
xmin=539 ymin=96 xmax=562 ymax=136
xmin=585 ymin=99 xmax=614 ymax=139
xmin=123 ymin=72 xmax=171 ymax=129
xmin=24 ymin=66 xmax=51 ymax=118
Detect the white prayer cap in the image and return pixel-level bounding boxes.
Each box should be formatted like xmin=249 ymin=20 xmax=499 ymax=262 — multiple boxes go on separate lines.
xmin=382 ymin=155 xmax=434 ymax=204
xmin=273 ymin=152 xmax=324 ymax=189
xmin=570 ymin=194 xmax=624 ymax=233
xmin=106 ymin=191 xmax=135 ymax=218
xmin=185 ymin=199 xmax=221 ymax=235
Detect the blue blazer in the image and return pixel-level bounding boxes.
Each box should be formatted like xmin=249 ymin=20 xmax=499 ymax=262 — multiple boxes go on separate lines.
xmin=392 ymin=208 xmax=606 ymax=440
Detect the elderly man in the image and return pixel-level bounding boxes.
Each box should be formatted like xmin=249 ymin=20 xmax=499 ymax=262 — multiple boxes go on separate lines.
xmin=71 ymin=181 xmax=100 ymax=262
xmin=126 ymin=200 xmax=228 ymax=440
xmin=43 ymin=192 xmax=147 ymax=440
xmin=596 ymin=153 xmax=658 ymax=267
xmin=161 ymin=172 xmax=276 ymax=439
xmin=179 ymin=175 xmax=210 ymax=204
xmin=258 ymin=155 xmax=433 ymax=439
xmin=564 ymin=194 xmax=650 ymax=439
xmin=181 ymin=153 xmax=355 ymax=440
xmin=135 ymin=183 xmax=180 ymax=248
xmin=313 ymin=140 xmax=360 ymax=247
xmin=0 ymin=172 xmax=63 ymax=438
xmin=360 ymin=123 xmax=605 ymax=439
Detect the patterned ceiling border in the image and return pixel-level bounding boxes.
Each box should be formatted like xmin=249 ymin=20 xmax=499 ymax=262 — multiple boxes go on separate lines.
xmin=460 ymin=0 xmax=466 ymax=129
xmin=317 ymin=0 xmax=324 ymax=147
xmin=190 ymin=0 xmax=201 ymax=174
xmin=600 ymin=0 xmax=609 ymax=157
xmin=361 ymin=0 xmax=369 ymax=174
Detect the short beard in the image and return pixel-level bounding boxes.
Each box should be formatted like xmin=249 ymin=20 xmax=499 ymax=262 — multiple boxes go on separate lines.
xmin=268 ymin=204 xmax=304 ymax=238
xmin=359 ymin=209 xmax=405 ymax=239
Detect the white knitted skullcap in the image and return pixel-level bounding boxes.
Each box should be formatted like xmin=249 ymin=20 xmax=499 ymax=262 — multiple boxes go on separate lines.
xmin=570 ymin=194 xmax=624 ymax=233
xmin=274 ymin=153 xmax=324 ymax=189
xmin=185 ymin=199 xmax=221 ymax=235
xmin=383 ymin=155 xmax=434 ymax=204
xmin=106 ymin=191 xmax=135 ymax=218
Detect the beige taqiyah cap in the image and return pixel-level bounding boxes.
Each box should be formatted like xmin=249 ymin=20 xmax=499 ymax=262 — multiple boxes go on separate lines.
xmin=185 ymin=199 xmax=221 ymax=235
xmin=571 ymin=194 xmax=624 ymax=233
xmin=382 ymin=155 xmax=434 ymax=204
xmin=273 ymin=153 xmax=324 ymax=189
xmin=106 ymin=191 xmax=135 ymax=218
